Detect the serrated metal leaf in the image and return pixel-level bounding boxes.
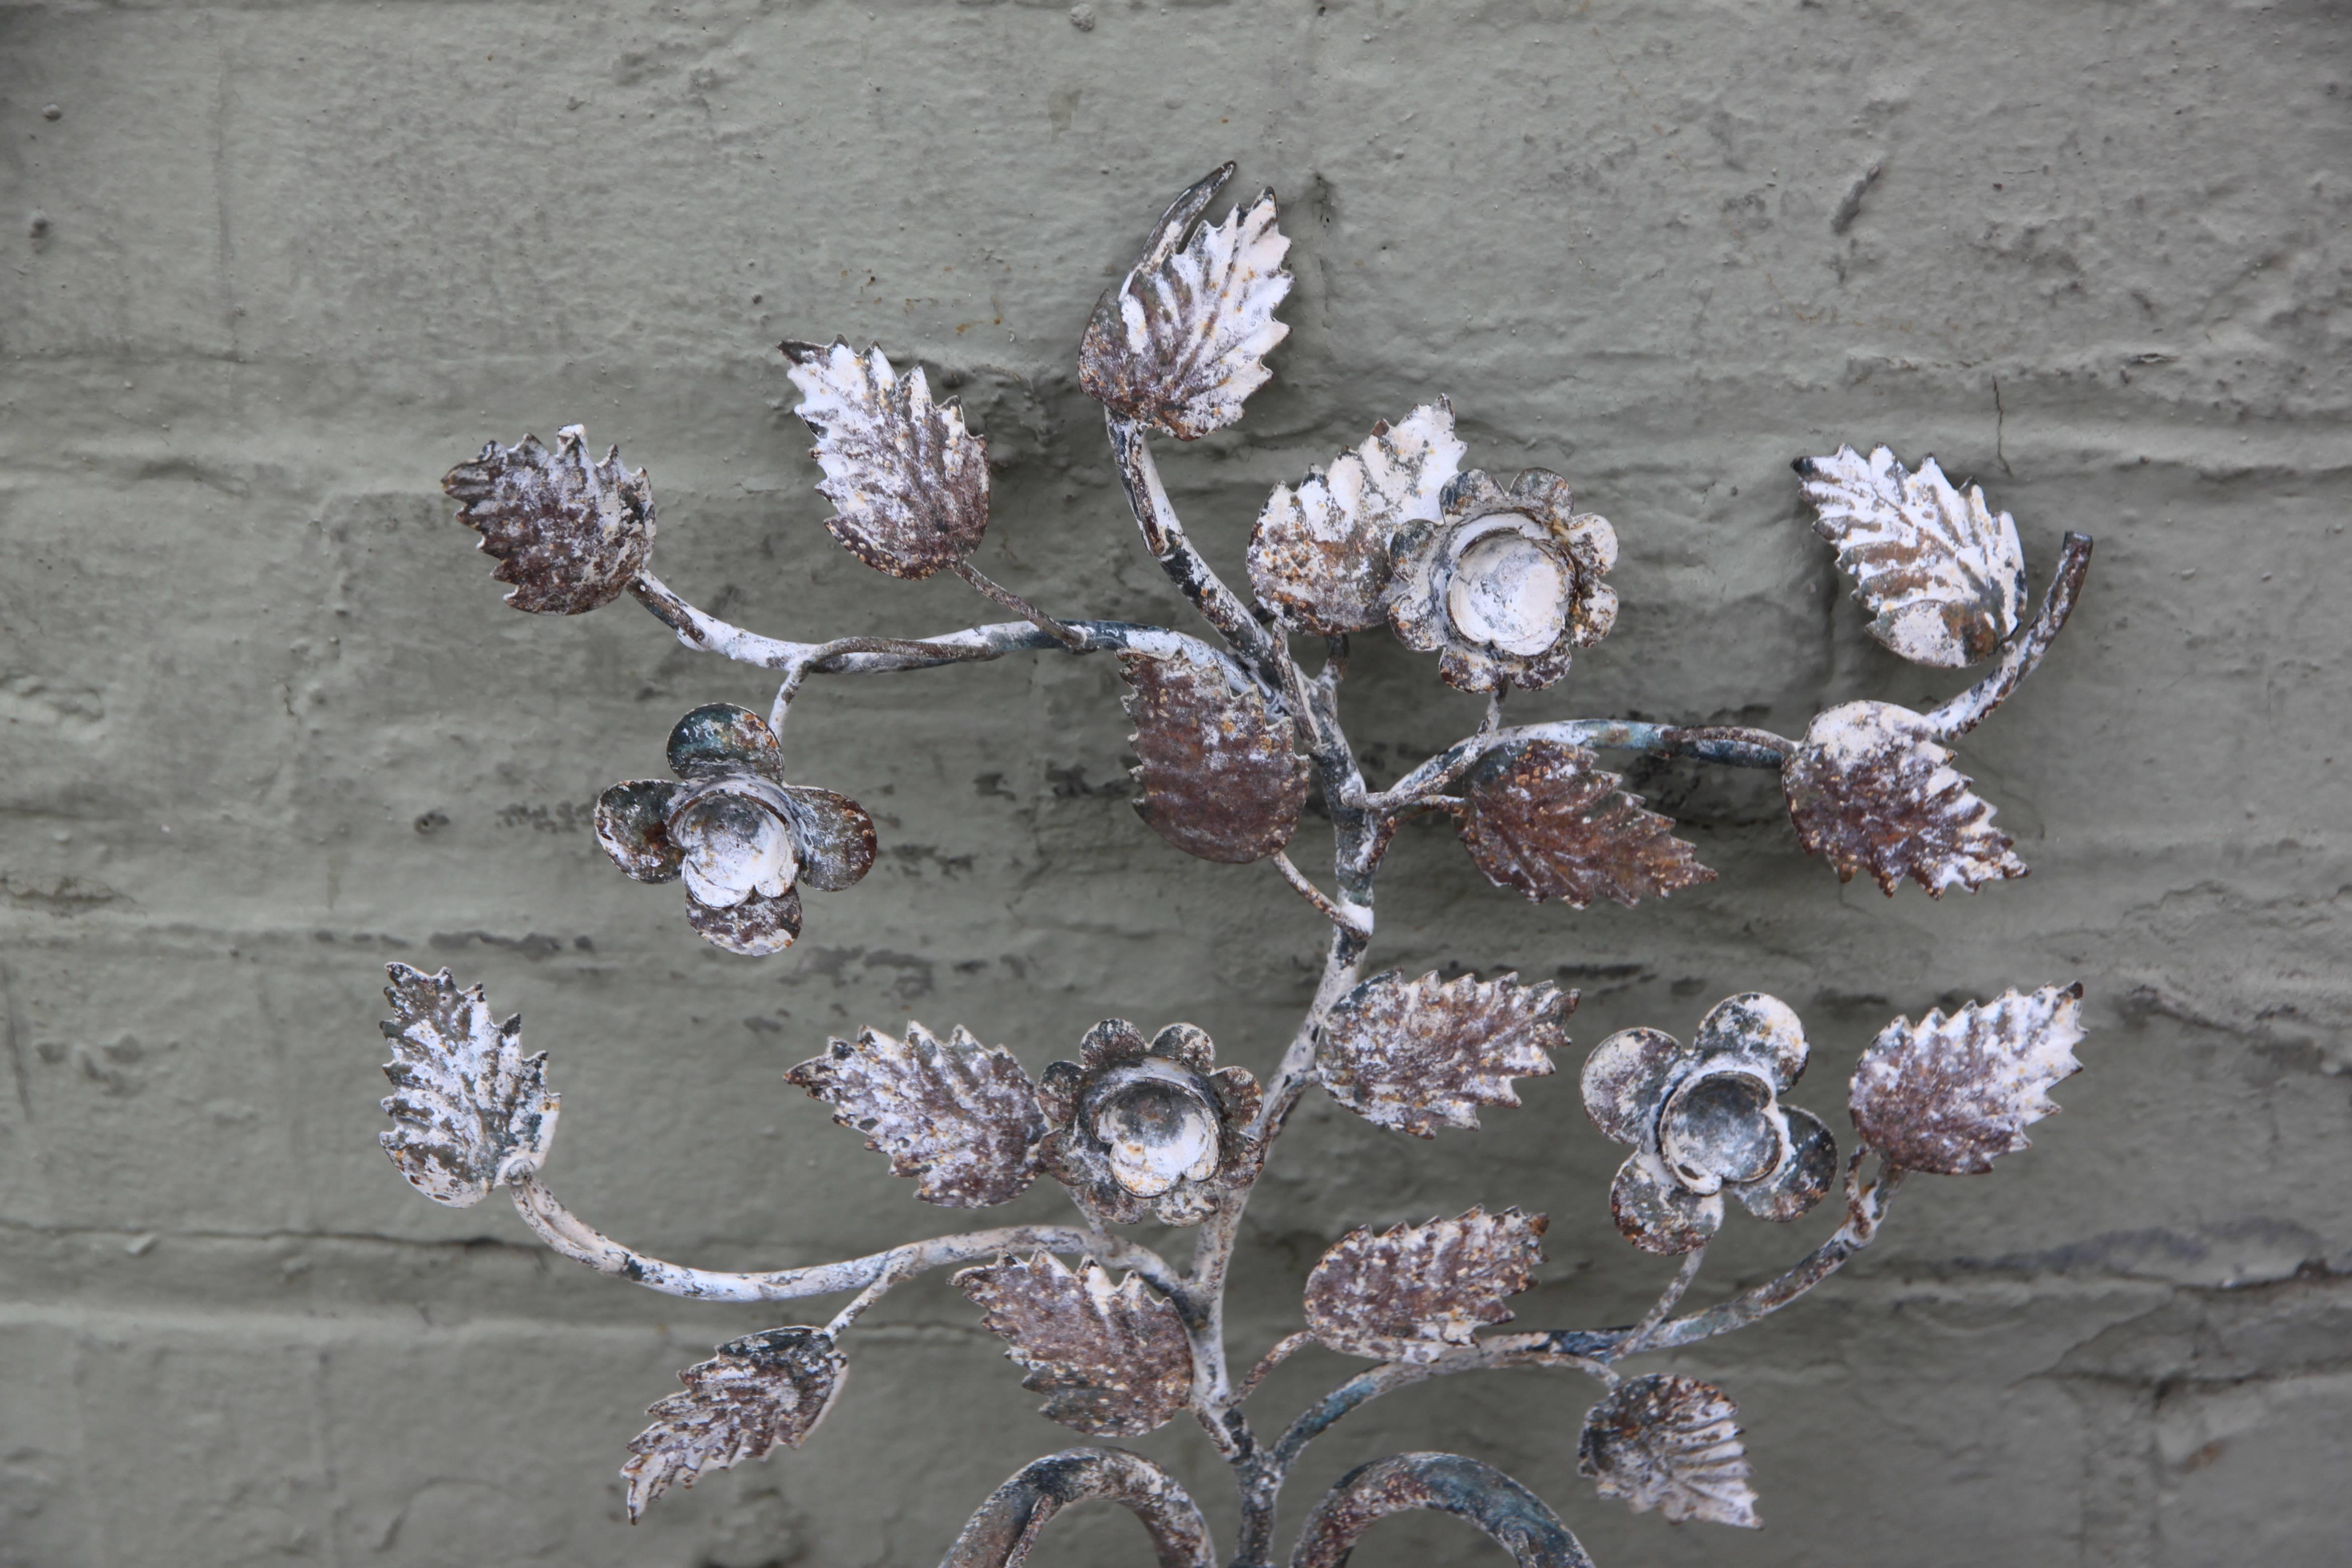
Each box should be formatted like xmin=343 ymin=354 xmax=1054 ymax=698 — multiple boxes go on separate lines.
xmin=782 ymin=339 xmax=988 ymax=579
xmin=784 ymin=1023 xmax=1045 ymax=1208
xmin=1796 ymin=443 xmax=2026 ymax=668
xmin=1851 ymin=983 xmax=2086 ymax=1175
xmin=1246 ymin=401 xmax=1465 ymax=634
xmin=621 ymin=1327 xmax=845 ymax=1521
xmin=1121 ymin=649 xmax=1309 ymax=864
xmin=442 ymin=426 xmax=655 ymax=614
xmin=1080 ymin=167 xmax=1292 ymax=440
xmin=955 ymin=1253 xmax=1193 ymax=1436
xmin=1782 ymin=700 xmax=2028 ymax=896
xmin=1578 ymin=1374 xmax=1759 ymax=1528
xmin=1303 ymin=1206 xmax=1547 ymax=1361
xmin=376 ymin=963 xmax=559 ymax=1208
xmin=1316 ymin=971 xmax=1568 ymax=1137
xmin=1459 ymin=740 xmax=1715 ymax=908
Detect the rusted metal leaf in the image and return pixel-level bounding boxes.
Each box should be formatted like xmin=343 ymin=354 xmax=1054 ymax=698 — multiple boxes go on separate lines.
xmin=1120 ymin=649 xmax=1308 ymax=864
xmin=1782 ymin=700 xmax=2027 ymax=896
xmin=1034 ymin=1020 xmax=1262 ymax=1227
xmin=621 ymin=1327 xmax=845 ymax=1521
xmin=376 ymin=964 xmax=558 ymax=1208
xmin=442 ymin=426 xmax=655 ymax=613
xmin=1246 ymin=401 xmax=1465 ymax=634
xmin=784 ymin=1023 xmax=1045 ymax=1208
xmin=1315 ymin=970 xmax=1569 ymax=1137
xmin=1303 ymin=1206 xmax=1547 ymax=1362
xmin=956 ymin=1252 xmax=1193 ymax=1436
xmin=1851 ymin=983 xmax=2086 ymax=1175
xmin=1459 ymin=740 xmax=1715 ymax=908
xmin=1796 ymin=443 xmax=2026 ymax=668
xmin=1080 ymin=165 xmax=1292 ymax=440
xmin=782 ymin=339 xmax=988 ymax=579
xmin=1577 ymin=1374 xmax=1759 ymax=1528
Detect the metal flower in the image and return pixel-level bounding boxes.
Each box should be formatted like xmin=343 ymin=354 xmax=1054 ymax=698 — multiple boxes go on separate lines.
xmin=1033 ymin=1020 xmax=1262 ymax=1226
xmin=593 ymin=703 xmax=877 ymax=957
xmin=1383 ymin=468 xmax=1617 ymax=693
xmin=1581 ymin=994 xmax=1837 ymax=1255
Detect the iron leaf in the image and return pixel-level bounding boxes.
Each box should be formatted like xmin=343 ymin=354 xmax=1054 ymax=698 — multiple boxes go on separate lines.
xmin=782 ymin=339 xmax=989 ymax=580
xmin=1577 ymin=1373 xmax=1759 ymax=1528
xmin=1303 ymin=1206 xmax=1548 ymax=1362
xmin=784 ymin=1022 xmax=1045 ymax=1208
xmin=1316 ymin=970 xmax=1568 ymax=1137
xmin=376 ymin=964 xmax=559 ymax=1208
xmin=1246 ymin=401 xmax=1465 ymax=634
xmin=1795 ymin=443 xmax=2027 ymax=668
xmin=442 ymin=426 xmax=655 ymax=614
xmin=1080 ymin=166 xmax=1293 ymax=440
xmin=1121 ymin=648 xmax=1309 ymax=864
xmin=621 ymin=1327 xmax=846 ymax=1521
xmin=1782 ymin=700 xmax=2028 ymax=896
xmin=1850 ymin=983 xmax=2086 ymax=1175
xmin=1459 ymin=740 xmax=1715 ymax=908
xmin=955 ymin=1252 xmax=1193 ymax=1436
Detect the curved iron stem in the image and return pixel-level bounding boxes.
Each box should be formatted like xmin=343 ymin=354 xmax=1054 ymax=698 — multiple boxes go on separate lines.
xmin=1289 ymin=1453 xmax=1594 ymax=1568
xmin=940 ymin=1447 xmax=1215 ymax=1568
xmin=1926 ymin=530 xmax=2094 ymax=738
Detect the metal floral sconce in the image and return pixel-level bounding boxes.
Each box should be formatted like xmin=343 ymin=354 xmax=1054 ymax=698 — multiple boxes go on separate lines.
xmin=377 ymin=165 xmax=2096 ymax=1566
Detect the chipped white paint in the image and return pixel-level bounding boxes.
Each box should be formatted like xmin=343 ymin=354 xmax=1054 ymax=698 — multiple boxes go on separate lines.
xmin=1247 ymin=400 xmax=1465 ymax=632
xmin=376 ymin=964 xmax=559 ymax=1207
xmin=1850 ymin=984 xmax=2087 ymax=1175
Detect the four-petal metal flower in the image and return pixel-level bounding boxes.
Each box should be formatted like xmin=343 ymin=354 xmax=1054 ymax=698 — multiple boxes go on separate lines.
xmin=1581 ymin=994 xmax=1838 ymax=1255
xmin=593 ymin=703 xmax=878 ymax=956
xmin=1033 ymin=1019 xmax=1263 ymax=1226
xmin=1384 ymin=468 xmax=1618 ymax=693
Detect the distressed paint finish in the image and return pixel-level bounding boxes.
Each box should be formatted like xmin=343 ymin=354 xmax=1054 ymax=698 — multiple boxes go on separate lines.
xmin=441 ymin=425 xmax=656 ymax=613
xmin=1458 ymin=740 xmax=1715 ymax=908
xmin=1850 ymin=984 xmax=2087 ymax=1176
xmin=376 ymin=964 xmax=558 ymax=1208
xmin=1314 ymin=969 xmax=1568 ymax=1137
xmin=1120 ymin=647 xmax=1309 ymax=864
xmin=955 ymin=1253 xmax=1195 ymax=1437
xmin=1782 ymin=700 xmax=2028 ymax=895
xmin=782 ymin=339 xmax=990 ymax=579
xmin=785 ymin=1022 xmax=1044 ymax=1208
xmin=1576 ymin=1374 xmax=1759 ymax=1528
xmin=1291 ymin=1453 xmax=1596 ymax=1568
xmin=621 ymin=1327 xmax=846 ymax=1521
xmin=1302 ymin=1207 xmax=1548 ymax=1361
xmin=940 ymin=1448 xmax=1216 ymax=1568
xmin=1032 ymin=1019 xmax=1264 ymax=1226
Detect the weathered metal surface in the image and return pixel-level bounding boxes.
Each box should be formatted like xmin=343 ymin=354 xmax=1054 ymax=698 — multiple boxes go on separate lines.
xmin=1303 ymin=1207 xmax=1547 ymax=1361
xmin=956 ymin=1253 xmax=1194 ymax=1436
xmin=940 ymin=1447 xmax=1215 ymax=1568
xmin=1576 ymin=1373 xmax=1759 ymax=1527
xmin=1386 ymin=469 xmax=1616 ymax=693
xmin=442 ymin=425 xmax=655 ymax=613
xmin=1458 ymin=739 xmax=1715 ymax=908
xmin=1120 ymin=648 xmax=1308 ymax=864
xmin=1583 ymin=994 xmax=1835 ymax=1254
xmin=1851 ymin=983 xmax=2087 ymax=1175
xmin=1783 ymin=698 xmax=2028 ymax=896
xmin=785 ymin=1023 xmax=1044 ymax=1208
xmin=1080 ymin=164 xmax=1292 ymax=441
xmin=781 ymin=338 xmax=989 ymax=580
xmin=1034 ymin=1019 xmax=1262 ymax=1225
xmin=1314 ymin=969 xmax=1568 ymax=1137
xmin=621 ymin=1327 xmax=845 ymax=1520
xmin=1291 ymin=1453 xmax=1595 ymax=1568
xmin=1246 ymin=401 xmax=1464 ymax=634
xmin=1796 ymin=443 xmax=2027 ymax=668
xmin=376 ymin=964 xmax=558 ymax=1208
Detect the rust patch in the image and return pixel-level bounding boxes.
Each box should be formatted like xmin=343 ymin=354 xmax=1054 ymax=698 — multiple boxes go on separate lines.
xmin=782 ymin=339 xmax=990 ymax=579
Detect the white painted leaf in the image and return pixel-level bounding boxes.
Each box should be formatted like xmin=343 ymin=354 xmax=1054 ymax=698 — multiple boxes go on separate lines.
xmin=376 ymin=964 xmax=559 ymax=1208
xmin=1247 ymin=401 xmax=1466 ymax=634
xmin=1851 ymin=983 xmax=2086 ymax=1175
xmin=784 ymin=1022 xmax=1045 ymax=1208
xmin=782 ymin=339 xmax=988 ymax=579
xmin=1303 ymin=1206 xmax=1547 ymax=1361
xmin=1080 ymin=169 xmax=1292 ymax=439
xmin=1796 ymin=444 xmax=2026 ymax=667
xmin=1579 ymin=1374 xmax=1760 ymax=1528
xmin=622 ymin=1327 xmax=845 ymax=1520
xmin=1315 ymin=969 xmax=1566 ymax=1137
xmin=1782 ymin=700 xmax=2027 ymax=896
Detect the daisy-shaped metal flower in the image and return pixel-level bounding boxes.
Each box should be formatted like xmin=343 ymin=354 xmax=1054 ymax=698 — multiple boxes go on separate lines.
xmin=1034 ymin=1020 xmax=1263 ymax=1226
xmin=593 ymin=704 xmax=877 ymax=957
xmin=1581 ymin=994 xmax=1837 ymax=1255
xmin=1384 ymin=469 xmax=1617 ymax=693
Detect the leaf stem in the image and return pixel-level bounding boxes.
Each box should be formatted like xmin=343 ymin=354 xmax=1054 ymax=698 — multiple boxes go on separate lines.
xmin=1271 ymin=851 xmax=1370 ymax=938
xmin=1924 ymin=531 xmax=2094 ymax=738
xmin=951 ymin=561 xmax=1087 ymax=649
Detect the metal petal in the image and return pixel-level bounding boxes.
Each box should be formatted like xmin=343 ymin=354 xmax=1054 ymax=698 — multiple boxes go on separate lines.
xmin=442 ymin=426 xmax=655 ymax=614
xmin=594 ymin=780 xmax=683 ymax=882
xmin=1579 ymin=1028 xmax=1686 ymax=1148
xmin=773 ymin=785 xmax=878 ymax=891
xmin=1691 ymin=992 xmax=1809 ymax=1089
xmin=1608 ymin=1152 xmax=1723 ymax=1256
xmin=1147 ymin=1022 xmax=1218 ymax=1073
xmin=666 ymin=703 xmax=785 ymax=781
xmin=674 ymin=792 xmax=796 ymax=908
xmin=1737 ymin=1106 xmax=1837 ymax=1222
xmin=685 ymin=885 xmax=802 ymax=957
